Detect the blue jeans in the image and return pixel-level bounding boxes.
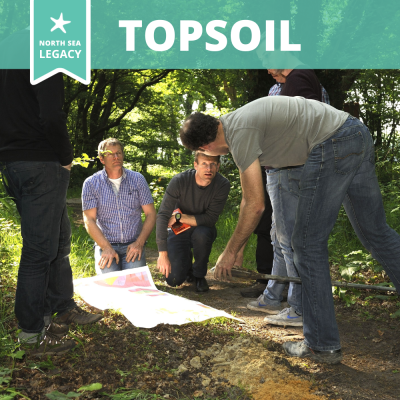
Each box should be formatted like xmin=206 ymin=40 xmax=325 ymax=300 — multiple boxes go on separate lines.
xmin=166 ymin=225 xmax=217 ymax=287
xmin=263 ymin=167 xmax=303 ymax=314
xmin=0 ymin=161 xmax=76 ymax=334
xmin=94 ymin=242 xmax=146 ymax=274
xmin=292 ymin=117 xmax=400 ymax=351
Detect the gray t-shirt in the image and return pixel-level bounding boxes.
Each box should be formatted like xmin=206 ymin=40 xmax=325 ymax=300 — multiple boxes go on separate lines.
xmin=156 ymin=169 xmax=230 ymax=252
xmin=220 ymin=96 xmax=349 ymax=172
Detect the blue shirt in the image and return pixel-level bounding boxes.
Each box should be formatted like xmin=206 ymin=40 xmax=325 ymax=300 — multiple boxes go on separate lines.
xmin=82 ymin=168 xmax=154 ymax=244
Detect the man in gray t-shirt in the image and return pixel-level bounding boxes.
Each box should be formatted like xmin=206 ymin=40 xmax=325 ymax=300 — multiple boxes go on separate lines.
xmin=156 ymin=152 xmax=230 ymax=293
xmin=179 ymin=96 xmax=400 ymax=365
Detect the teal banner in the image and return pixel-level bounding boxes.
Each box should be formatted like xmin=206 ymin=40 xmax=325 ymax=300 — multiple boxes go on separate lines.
xmin=30 ymin=0 xmax=90 ymax=84
xmin=0 ymin=0 xmax=399 ymax=70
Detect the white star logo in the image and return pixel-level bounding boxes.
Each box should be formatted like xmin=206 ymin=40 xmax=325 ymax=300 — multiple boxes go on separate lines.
xmin=50 ymin=13 xmax=71 ymax=34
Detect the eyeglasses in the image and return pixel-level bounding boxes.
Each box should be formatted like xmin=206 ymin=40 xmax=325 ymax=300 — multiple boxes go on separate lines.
xmin=103 ymin=151 xmax=123 ymax=158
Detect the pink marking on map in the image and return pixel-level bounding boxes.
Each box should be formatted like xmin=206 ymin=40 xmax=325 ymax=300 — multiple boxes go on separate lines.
xmin=94 ymin=272 xmax=151 ymax=288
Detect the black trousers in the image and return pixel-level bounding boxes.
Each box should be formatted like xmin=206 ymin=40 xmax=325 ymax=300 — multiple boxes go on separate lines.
xmin=166 ymin=225 xmax=217 ymax=287
xmin=254 ymin=167 xmax=274 ymax=282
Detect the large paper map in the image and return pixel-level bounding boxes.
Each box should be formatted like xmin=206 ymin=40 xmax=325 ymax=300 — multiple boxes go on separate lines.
xmin=74 ymin=267 xmax=241 ymax=328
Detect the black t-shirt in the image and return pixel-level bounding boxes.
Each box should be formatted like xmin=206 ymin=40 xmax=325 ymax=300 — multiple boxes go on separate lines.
xmin=0 ymin=30 xmax=73 ymax=165
xmin=280 ymin=68 xmax=322 ymax=101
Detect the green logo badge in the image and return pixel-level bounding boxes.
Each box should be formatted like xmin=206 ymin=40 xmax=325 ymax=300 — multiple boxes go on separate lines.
xmin=30 ymin=0 xmax=91 ymax=85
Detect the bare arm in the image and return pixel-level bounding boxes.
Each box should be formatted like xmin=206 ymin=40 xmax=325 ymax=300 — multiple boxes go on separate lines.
xmin=214 ymin=159 xmax=265 ymax=280
xmin=83 ymin=208 xmax=119 ymax=269
xmin=126 ymin=203 xmax=157 ymax=262
xmin=234 ymin=240 xmax=248 ymax=267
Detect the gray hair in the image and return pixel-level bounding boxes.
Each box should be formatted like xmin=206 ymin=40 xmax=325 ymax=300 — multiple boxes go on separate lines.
xmin=98 ymin=138 xmax=124 ymax=157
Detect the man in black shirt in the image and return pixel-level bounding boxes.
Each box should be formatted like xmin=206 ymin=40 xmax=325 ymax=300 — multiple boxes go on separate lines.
xmin=156 ymin=152 xmax=230 ymax=292
xmin=0 ymin=30 xmax=101 ymax=356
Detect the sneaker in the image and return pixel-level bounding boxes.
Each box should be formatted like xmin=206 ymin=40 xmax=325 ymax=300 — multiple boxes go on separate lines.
xmin=46 ymin=321 xmax=69 ymax=337
xmin=264 ymin=307 xmax=303 ymax=327
xmin=54 ymin=306 xmax=102 ymax=325
xmin=195 ymin=277 xmax=209 ymax=293
xmin=283 ymin=341 xmax=343 ymax=364
xmin=25 ymin=331 xmax=76 ymax=357
xmin=240 ymin=282 xmax=267 ymax=298
xmin=247 ymin=294 xmax=284 ymax=314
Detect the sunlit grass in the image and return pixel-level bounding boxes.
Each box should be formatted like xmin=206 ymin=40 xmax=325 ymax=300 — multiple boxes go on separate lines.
xmin=146 ymin=164 xmax=181 ymax=179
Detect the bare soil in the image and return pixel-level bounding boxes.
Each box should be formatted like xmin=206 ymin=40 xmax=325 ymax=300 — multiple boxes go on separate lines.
xmin=147 ymin=246 xmax=400 ymax=400
xmin=5 ymin=202 xmax=398 ymax=400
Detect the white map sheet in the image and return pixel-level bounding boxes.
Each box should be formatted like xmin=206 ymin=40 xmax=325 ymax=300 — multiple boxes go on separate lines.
xmin=73 ymin=267 xmax=242 ymax=328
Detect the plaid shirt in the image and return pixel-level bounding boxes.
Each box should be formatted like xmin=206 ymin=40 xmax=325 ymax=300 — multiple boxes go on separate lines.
xmin=268 ymin=83 xmax=282 ymax=96
xmin=268 ymin=82 xmax=330 ymax=105
xmin=82 ymin=168 xmax=154 ymax=244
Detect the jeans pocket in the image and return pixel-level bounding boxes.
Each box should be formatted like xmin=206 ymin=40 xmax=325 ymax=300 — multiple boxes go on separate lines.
xmin=288 ymin=167 xmax=303 ymax=195
xmin=10 ymin=162 xmax=50 ymax=196
xmin=333 ymin=131 xmax=364 ymax=175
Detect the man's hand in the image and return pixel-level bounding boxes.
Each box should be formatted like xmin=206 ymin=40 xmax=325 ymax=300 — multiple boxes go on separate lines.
xmin=157 ymin=251 xmax=171 ymax=278
xmin=214 ymin=250 xmax=236 ymax=281
xmin=126 ymin=241 xmax=144 ymax=263
xmin=167 ymin=214 xmax=176 ymax=228
xmin=62 ymin=163 xmax=72 ymax=171
xmin=168 ymin=212 xmax=196 ymax=228
xmin=98 ymin=246 xmax=119 ymax=269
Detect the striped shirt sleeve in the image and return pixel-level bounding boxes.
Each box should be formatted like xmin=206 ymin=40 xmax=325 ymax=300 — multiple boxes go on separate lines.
xmin=82 ymin=178 xmax=98 ymax=211
xmin=136 ymin=173 xmax=154 ymax=206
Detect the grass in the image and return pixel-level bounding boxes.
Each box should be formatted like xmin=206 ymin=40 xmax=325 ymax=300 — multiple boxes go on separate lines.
xmin=1 ymin=162 xmax=400 ymax=398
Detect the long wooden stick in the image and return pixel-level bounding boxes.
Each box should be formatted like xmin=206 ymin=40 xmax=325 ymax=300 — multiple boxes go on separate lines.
xmin=210 ymin=267 xmax=398 ymax=293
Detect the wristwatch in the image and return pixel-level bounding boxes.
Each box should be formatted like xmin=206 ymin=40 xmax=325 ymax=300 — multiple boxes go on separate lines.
xmin=174 ymin=212 xmax=182 ymax=222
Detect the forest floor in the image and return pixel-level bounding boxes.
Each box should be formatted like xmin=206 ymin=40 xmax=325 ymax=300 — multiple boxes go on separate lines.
xmin=2 ymin=204 xmax=400 ymax=400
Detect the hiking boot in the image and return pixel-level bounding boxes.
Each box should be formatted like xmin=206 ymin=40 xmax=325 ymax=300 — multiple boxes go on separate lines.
xmin=46 ymin=321 xmax=69 ymax=337
xmin=195 ymin=277 xmax=209 ymax=293
xmin=240 ymin=282 xmax=267 ymax=298
xmin=283 ymin=341 xmax=343 ymax=365
xmin=247 ymin=294 xmax=284 ymax=314
xmin=25 ymin=331 xmax=76 ymax=357
xmin=54 ymin=306 xmax=102 ymax=325
xmin=264 ymin=307 xmax=303 ymax=327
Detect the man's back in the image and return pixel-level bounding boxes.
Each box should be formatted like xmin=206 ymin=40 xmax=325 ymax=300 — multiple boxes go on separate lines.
xmin=280 ymin=69 xmax=322 ymax=100
xmin=0 ymin=69 xmax=72 ymax=165
xmin=221 ymin=96 xmax=349 ymax=171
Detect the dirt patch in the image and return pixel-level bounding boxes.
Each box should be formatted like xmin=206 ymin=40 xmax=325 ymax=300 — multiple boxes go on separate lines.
xmin=195 ymin=336 xmax=324 ymax=399
xmin=150 ymin=252 xmax=400 ymax=400
xmin=253 ymin=380 xmax=325 ymax=400
xmin=7 ymin=203 xmax=395 ymax=399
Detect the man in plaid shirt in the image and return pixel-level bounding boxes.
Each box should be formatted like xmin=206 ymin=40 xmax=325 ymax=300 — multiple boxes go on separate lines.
xmin=82 ymin=138 xmax=156 ymax=274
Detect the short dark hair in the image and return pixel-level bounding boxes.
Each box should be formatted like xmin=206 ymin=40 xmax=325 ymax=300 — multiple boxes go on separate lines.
xmin=179 ymin=112 xmax=219 ymax=151
xmin=194 ymin=151 xmax=220 ymax=164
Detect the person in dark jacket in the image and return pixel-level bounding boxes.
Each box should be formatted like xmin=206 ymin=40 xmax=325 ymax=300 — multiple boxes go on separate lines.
xmin=0 ymin=29 xmax=101 ymax=356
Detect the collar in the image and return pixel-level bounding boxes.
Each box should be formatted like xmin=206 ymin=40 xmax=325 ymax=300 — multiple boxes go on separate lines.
xmin=101 ymin=167 xmax=126 ymax=182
